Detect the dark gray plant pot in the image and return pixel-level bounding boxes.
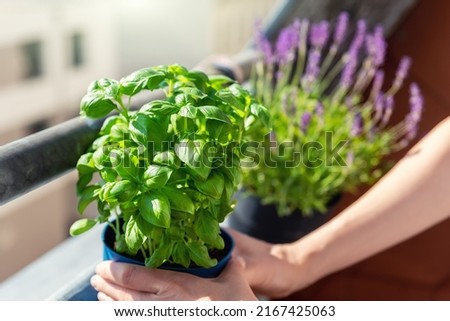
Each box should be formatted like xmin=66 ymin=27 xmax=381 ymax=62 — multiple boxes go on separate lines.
xmin=227 ymin=190 xmax=341 ymax=244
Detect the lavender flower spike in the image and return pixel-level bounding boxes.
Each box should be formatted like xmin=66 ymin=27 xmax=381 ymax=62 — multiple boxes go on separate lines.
xmin=300 ymin=112 xmax=312 ymax=132
xmin=374 ymin=94 xmax=384 ymax=119
xmin=349 ymin=19 xmax=367 ymax=54
xmin=366 ymin=25 xmax=386 ymax=66
xmin=403 ymin=83 xmax=424 ymax=141
xmin=381 ymin=95 xmax=394 ymax=125
xmin=310 ymin=21 xmax=330 ymax=49
xmin=393 ymin=56 xmax=412 ymax=89
xmin=302 ymin=48 xmax=321 ymax=91
xmin=370 ymin=70 xmax=385 ymax=99
xmin=409 ymin=83 xmax=424 ymax=122
xmin=333 ymin=12 xmax=349 ymax=46
xmin=254 ymin=21 xmax=274 ymax=64
xmin=315 ymin=101 xmax=324 ymax=116
xmin=340 ymin=49 xmax=357 ymax=88
xmin=275 ymin=20 xmax=300 ymax=65
xmin=351 ymin=112 xmax=363 ymax=136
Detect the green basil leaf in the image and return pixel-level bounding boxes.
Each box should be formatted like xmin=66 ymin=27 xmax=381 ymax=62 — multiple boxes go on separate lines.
xmin=153 ymin=150 xmax=180 ymax=168
xmin=184 ymin=70 xmax=209 ymax=90
xmin=80 ymin=92 xmax=117 ymax=119
xmin=69 ymin=218 xmax=97 ymax=236
xmin=143 ymin=165 xmax=173 ymax=189
xmin=139 ymin=192 xmax=171 ymax=228
xmin=172 ymin=242 xmax=190 ymax=268
xmin=88 ymin=78 xmax=120 ymax=98
xmin=187 ymin=242 xmax=217 ymax=268
xmin=217 ymin=202 xmax=234 ymax=222
xmin=77 ymin=185 xmax=99 ymax=214
xmin=108 ymin=180 xmax=137 ymax=202
xmin=211 ymin=233 xmax=225 ymax=250
xmin=208 ymin=75 xmax=234 ymax=89
xmin=219 ymin=165 xmax=242 ymax=186
xmin=134 ymin=214 xmax=156 ymax=236
xmin=222 ymin=175 xmax=235 ymax=202
xmin=206 ymin=120 xmax=232 ymax=144
xmin=141 ymin=100 xmax=179 ymax=116
xmin=198 ymin=106 xmax=231 ymax=123
xmin=175 ymin=139 xmax=211 ymax=181
xmin=76 ymin=153 xmax=96 ymax=174
xmin=194 ymin=211 xmax=219 ymax=244
xmin=178 ymin=104 xmax=197 ymax=119
xmin=125 ymin=215 xmax=145 ymax=255
xmin=111 ymin=149 xmax=140 ymax=182
xmin=93 ymin=145 xmax=114 ymax=170
xmin=129 ymin=113 xmax=167 ymax=147
xmin=194 ymin=171 xmax=224 ymax=199
xmin=176 ymin=87 xmax=207 ymax=100
xmin=99 ymin=115 xmax=124 ymax=135
xmin=163 ymin=187 xmax=195 ymax=215
xmin=76 ymin=172 xmax=93 ymax=194
xmin=215 ymin=88 xmax=245 ymax=111
xmin=250 ymin=103 xmax=271 ymax=128
xmin=145 ymin=239 xmax=174 ymax=268
xmin=120 ymin=68 xmax=166 ymax=96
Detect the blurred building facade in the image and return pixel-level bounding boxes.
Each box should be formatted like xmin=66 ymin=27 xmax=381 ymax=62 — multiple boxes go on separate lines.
xmin=0 ymin=0 xmax=277 ymax=281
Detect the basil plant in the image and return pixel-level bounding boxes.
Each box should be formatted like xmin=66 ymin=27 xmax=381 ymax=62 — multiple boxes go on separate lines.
xmin=70 ymin=64 xmax=270 ymax=268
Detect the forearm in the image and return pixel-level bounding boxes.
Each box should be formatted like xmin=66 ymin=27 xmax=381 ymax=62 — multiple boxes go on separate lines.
xmin=287 ymin=117 xmax=450 ymax=289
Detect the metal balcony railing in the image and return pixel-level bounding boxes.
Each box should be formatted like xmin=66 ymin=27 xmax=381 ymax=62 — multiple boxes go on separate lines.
xmin=0 ymin=0 xmax=418 ymax=300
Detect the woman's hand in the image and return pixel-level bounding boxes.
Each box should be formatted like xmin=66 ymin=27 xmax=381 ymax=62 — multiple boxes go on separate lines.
xmin=91 ymin=257 xmax=257 ymax=301
xmin=227 ymin=229 xmax=313 ymax=298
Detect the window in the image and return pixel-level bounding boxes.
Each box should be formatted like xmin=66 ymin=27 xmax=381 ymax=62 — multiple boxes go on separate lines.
xmin=20 ymin=41 xmax=43 ymax=78
xmin=71 ymin=32 xmax=85 ymax=67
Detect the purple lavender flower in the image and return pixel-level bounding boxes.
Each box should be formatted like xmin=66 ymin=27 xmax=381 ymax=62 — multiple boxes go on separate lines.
xmin=351 ymin=112 xmax=363 ymax=136
xmin=315 ymin=101 xmax=324 ymax=116
xmin=340 ymin=19 xmax=366 ymax=89
xmin=254 ymin=21 xmax=274 ymax=64
xmin=366 ymin=25 xmax=386 ymax=66
xmin=305 ymin=49 xmax=321 ymax=80
xmin=340 ymin=50 xmax=357 ymax=88
xmin=300 ymin=112 xmax=312 ymax=132
xmin=345 ymin=96 xmax=354 ymax=108
xmin=393 ymin=56 xmax=411 ymax=88
xmin=371 ymin=70 xmax=385 ymax=98
xmin=310 ymin=21 xmax=330 ymax=49
xmin=381 ymin=95 xmax=394 ymax=125
xmin=275 ymin=20 xmax=300 ymax=64
xmin=409 ymin=83 xmax=424 ymax=122
xmin=302 ymin=48 xmax=321 ymax=91
xmin=333 ymin=12 xmax=349 ymax=46
xmin=404 ymin=114 xmax=418 ymax=140
xmin=403 ymin=83 xmax=424 ymax=140
xmin=349 ymin=19 xmax=367 ymax=54
xmin=374 ymin=94 xmax=384 ymax=116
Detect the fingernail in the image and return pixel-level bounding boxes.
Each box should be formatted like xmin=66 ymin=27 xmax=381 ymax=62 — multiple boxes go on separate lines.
xmin=90 ymin=275 xmax=98 ymax=290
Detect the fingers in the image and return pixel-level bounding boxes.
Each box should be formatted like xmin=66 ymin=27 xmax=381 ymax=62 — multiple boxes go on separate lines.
xmin=97 ymin=291 xmax=114 ymax=301
xmin=96 ymin=261 xmax=162 ymax=293
xmin=91 ymin=274 xmax=150 ymax=301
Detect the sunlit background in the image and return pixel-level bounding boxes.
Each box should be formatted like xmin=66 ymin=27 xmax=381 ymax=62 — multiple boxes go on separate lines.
xmin=0 ymin=0 xmax=278 ymax=281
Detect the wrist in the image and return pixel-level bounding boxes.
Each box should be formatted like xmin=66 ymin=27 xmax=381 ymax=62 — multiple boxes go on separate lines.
xmin=271 ymin=240 xmax=324 ymax=294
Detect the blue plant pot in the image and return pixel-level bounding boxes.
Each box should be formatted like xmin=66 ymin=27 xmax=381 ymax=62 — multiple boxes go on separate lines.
xmin=102 ymin=222 xmax=234 ymax=278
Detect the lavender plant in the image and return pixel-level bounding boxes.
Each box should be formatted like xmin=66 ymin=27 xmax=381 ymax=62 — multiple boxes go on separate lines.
xmin=243 ymin=13 xmax=424 ymax=216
